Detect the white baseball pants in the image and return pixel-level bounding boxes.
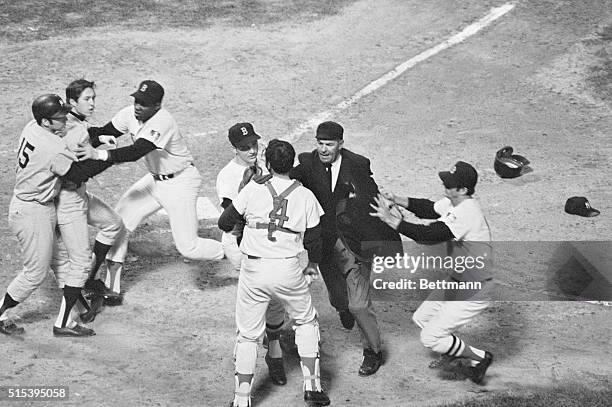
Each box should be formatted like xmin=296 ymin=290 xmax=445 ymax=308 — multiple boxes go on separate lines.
xmin=105 ymin=165 xmax=223 ymax=262
xmin=7 ymin=198 xmax=57 ymax=302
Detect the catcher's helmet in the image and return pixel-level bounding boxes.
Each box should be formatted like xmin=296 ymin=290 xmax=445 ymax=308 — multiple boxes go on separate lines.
xmin=32 ymin=94 xmax=71 ymax=123
xmin=494 ymin=146 xmax=530 ymax=178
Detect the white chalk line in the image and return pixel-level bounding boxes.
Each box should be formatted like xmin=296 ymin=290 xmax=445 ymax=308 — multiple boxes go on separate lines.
xmin=172 ymin=4 xmax=515 ymax=219
xmin=184 ymin=4 xmax=514 ymax=143
xmin=284 ymin=3 xmax=515 ymax=143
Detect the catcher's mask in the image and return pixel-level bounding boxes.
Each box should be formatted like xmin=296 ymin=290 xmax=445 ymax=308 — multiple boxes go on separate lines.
xmin=494 ymin=146 xmax=531 ymax=178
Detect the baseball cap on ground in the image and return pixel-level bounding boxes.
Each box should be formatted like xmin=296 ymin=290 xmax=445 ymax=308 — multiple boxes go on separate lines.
xmin=32 ymin=94 xmax=72 ymax=122
xmin=565 ymin=197 xmax=600 ymax=217
xmin=228 ymin=122 xmax=260 ymax=149
xmin=439 ymin=161 xmax=478 ymax=190
xmin=316 ymin=121 xmax=343 ymax=140
xmin=130 ymin=80 xmax=164 ymax=105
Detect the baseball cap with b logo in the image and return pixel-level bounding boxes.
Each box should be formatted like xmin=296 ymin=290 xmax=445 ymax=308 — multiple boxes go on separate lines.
xmin=438 ymin=161 xmax=478 ymax=191
xmin=130 ymin=80 xmax=164 ymax=105
xmin=228 ymin=122 xmax=260 ymax=150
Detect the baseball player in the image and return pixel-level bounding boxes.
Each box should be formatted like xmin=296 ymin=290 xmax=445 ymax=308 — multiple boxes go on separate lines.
xmin=218 ymin=139 xmax=330 ymax=407
xmin=370 ymin=161 xmax=494 ymax=384
xmin=0 ymin=94 xmax=114 ymax=337
xmin=215 ymin=122 xmax=269 ymax=271
xmin=75 ymin=80 xmax=224 ymax=301
xmin=51 ymin=79 xmax=125 ymax=324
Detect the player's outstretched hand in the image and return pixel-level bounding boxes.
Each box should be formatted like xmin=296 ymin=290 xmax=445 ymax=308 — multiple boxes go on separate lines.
xmin=370 ymin=194 xmax=403 ymax=229
xmin=379 ymin=186 xmax=397 ymax=203
xmin=74 ymin=142 xmax=101 ymax=161
xmin=98 ymin=135 xmax=117 ymax=148
xmin=302 ymin=262 xmax=319 ymax=286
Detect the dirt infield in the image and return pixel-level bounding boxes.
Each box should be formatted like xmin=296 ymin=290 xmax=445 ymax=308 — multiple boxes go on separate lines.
xmin=0 ymin=0 xmax=611 ymax=406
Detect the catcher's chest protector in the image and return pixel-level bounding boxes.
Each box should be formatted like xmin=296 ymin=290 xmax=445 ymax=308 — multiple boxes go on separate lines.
xmin=259 ymin=180 xmax=301 ymax=241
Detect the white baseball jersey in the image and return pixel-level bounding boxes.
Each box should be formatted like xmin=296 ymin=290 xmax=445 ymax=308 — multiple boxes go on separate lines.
xmin=64 ymin=113 xmax=90 ymax=151
xmin=233 ymin=177 xmax=324 ymax=259
xmin=434 ymin=197 xmax=492 ymax=282
xmin=216 ymin=159 xmax=266 ymax=204
xmin=13 ymin=120 xmax=76 ymax=203
xmin=111 ymin=106 xmax=193 ymax=175
xmin=434 ymin=197 xmax=491 ymax=242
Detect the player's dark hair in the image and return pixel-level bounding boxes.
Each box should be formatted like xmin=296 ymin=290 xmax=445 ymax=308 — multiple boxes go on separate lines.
xmin=265 ymin=139 xmax=295 ymax=174
xmin=66 ymin=79 xmax=95 ymax=103
xmin=466 ymin=186 xmax=475 ymax=196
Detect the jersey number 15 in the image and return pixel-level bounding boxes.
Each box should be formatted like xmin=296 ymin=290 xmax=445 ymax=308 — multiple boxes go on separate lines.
xmin=17 ymin=139 xmax=35 ymax=169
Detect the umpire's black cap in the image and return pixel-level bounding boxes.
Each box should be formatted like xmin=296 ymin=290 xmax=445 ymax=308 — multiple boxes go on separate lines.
xmin=32 ymin=94 xmax=71 ymax=123
xmin=316 ymin=121 xmax=343 ymax=140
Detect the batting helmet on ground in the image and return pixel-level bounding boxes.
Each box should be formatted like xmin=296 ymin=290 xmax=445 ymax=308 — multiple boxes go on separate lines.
xmin=494 ymin=146 xmax=530 ymax=178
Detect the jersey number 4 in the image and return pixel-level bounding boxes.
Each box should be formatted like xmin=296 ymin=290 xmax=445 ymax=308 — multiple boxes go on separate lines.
xmin=17 ymin=139 xmax=35 ymax=169
xmin=269 ymin=198 xmax=289 ymax=229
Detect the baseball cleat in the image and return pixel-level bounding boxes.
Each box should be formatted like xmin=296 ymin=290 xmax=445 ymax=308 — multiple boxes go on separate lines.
xmin=469 ymin=351 xmax=493 ymax=384
xmin=358 ymin=348 xmax=383 ymax=376
xmin=304 ymin=390 xmax=330 ymax=406
xmin=53 ymin=324 xmax=96 ymax=337
xmin=338 ymin=309 xmax=355 ymax=330
xmin=103 ymin=294 xmax=123 ymax=306
xmin=264 ymin=354 xmax=287 ymax=385
xmin=83 ymin=279 xmax=122 ymax=298
xmin=0 ymin=320 xmax=25 ymax=336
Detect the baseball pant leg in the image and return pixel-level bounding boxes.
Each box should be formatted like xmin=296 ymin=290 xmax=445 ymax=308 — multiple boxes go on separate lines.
xmin=221 ymin=232 xmax=243 ymax=272
xmin=56 ymin=201 xmax=90 ymax=289
xmin=268 ymin=257 xmax=322 ymax=392
xmin=7 ymin=199 xmax=56 ymax=302
xmin=270 ymin=258 xmax=318 ymax=326
xmin=153 ymin=166 xmax=223 ymax=260
xmin=412 ymin=289 xmax=446 ymax=329
xmin=106 ymin=174 xmax=162 ymax=263
xmin=235 ymin=259 xmax=270 ymax=373
xmin=50 ymin=228 xmax=69 ymax=287
xmin=88 ymin=192 xmax=124 ymax=246
xmin=419 ymin=300 xmax=490 ymax=354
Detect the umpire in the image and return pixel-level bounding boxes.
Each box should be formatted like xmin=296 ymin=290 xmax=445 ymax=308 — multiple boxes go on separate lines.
xmin=290 ymin=121 xmax=402 ymax=376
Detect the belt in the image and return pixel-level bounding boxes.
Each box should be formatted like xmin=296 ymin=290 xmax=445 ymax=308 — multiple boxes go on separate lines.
xmin=246 ymin=254 xmax=298 ymax=260
xmin=152 ymin=164 xmax=193 ymax=181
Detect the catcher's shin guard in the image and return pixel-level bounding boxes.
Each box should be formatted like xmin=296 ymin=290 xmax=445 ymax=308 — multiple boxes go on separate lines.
xmin=300 ymin=356 xmax=322 ymax=392
xmin=233 ymin=374 xmax=252 ymax=407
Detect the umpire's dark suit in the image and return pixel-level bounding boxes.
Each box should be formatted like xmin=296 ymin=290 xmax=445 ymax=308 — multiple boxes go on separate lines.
xmin=290 ymin=147 xmax=402 ymax=354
